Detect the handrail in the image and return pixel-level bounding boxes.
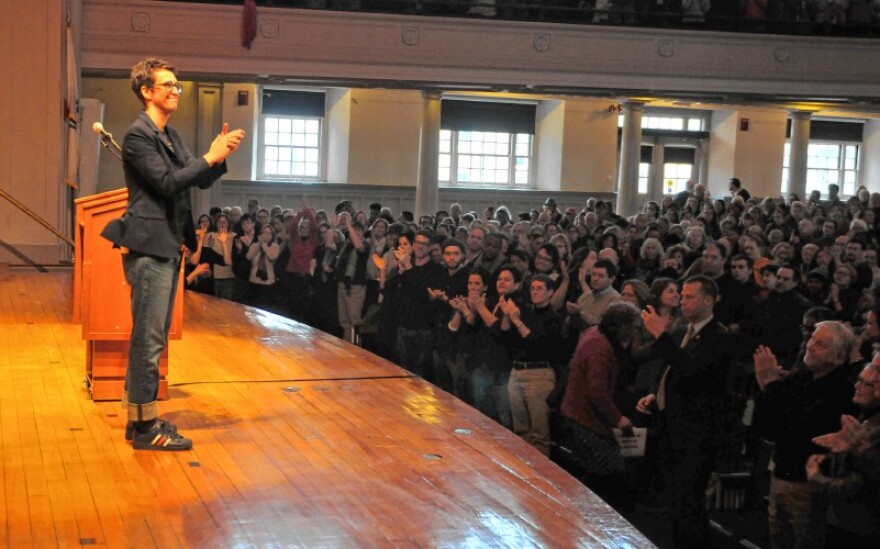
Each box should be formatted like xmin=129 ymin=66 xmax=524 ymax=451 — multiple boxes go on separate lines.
xmin=0 ymin=187 xmax=75 ymax=247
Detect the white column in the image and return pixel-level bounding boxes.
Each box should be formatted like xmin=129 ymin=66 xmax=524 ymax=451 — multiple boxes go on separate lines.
xmin=415 ymin=91 xmax=441 ymax=218
xmin=616 ymin=101 xmax=644 ymax=217
xmin=788 ymin=111 xmax=812 ymax=201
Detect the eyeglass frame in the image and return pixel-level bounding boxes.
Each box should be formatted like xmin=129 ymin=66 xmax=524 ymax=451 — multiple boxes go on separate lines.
xmin=151 ymin=81 xmax=184 ymax=94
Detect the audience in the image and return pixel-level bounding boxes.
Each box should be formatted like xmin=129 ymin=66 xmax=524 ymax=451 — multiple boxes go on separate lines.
xmin=185 ymin=182 xmax=880 ymax=547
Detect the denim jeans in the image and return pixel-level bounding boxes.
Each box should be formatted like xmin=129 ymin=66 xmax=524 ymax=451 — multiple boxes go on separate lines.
xmin=122 ymin=252 xmax=180 ymax=421
xmin=470 ymin=363 xmax=512 ymax=429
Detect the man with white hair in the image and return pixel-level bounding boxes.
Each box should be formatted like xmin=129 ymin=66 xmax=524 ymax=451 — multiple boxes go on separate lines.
xmin=807 ymin=354 xmax=880 ymax=546
xmin=754 ymin=321 xmax=859 ymax=549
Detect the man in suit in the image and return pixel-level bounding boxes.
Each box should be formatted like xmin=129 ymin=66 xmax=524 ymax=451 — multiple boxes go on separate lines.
xmin=101 ymin=57 xmax=245 ymax=450
xmin=638 ymin=275 xmax=733 ymax=547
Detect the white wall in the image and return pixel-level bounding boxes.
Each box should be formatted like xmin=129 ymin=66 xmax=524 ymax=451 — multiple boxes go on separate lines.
xmin=346 ymin=89 xmax=422 ymax=186
xmin=733 ymin=109 xmax=788 ymax=198
xmin=863 ymin=120 xmax=880 ymax=190
xmin=535 ymin=100 xmax=564 ymax=192
xmin=705 ymin=108 xmax=787 ymax=198
xmin=560 ymin=99 xmax=618 ymax=193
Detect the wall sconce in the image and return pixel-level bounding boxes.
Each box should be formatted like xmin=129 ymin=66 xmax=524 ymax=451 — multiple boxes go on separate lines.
xmin=608 ymin=104 xmax=623 ymax=113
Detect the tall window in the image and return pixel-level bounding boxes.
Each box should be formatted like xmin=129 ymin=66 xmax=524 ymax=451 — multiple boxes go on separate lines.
xmin=781 ymin=119 xmax=862 ymax=196
xmin=259 ymin=89 xmax=325 ymax=180
xmin=439 ymin=99 xmax=535 ymax=188
xmin=663 ymin=147 xmax=695 ymax=195
xmin=638 ymin=145 xmax=652 ymax=194
xmin=782 ymin=142 xmax=860 ymax=197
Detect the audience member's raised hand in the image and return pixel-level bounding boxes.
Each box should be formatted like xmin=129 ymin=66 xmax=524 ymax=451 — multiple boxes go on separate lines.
xmin=754 ymin=345 xmax=783 ymax=390
xmin=641 ymin=305 xmax=670 ymax=339
xmin=371 ymin=253 xmax=386 ymax=271
xmin=217 ymin=227 xmax=229 ymax=244
xmin=565 ymin=301 xmax=582 ymax=315
xmin=449 ymin=296 xmax=469 ymax=314
xmin=813 ymin=414 xmax=870 ymax=453
xmin=427 ymin=288 xmax=447 ymax=302
xmin=468 ymin=292 xmax=486 ymax=311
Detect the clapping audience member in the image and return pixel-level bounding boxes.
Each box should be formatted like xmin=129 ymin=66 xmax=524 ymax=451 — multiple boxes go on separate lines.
xmin=807 ymin=354 xmax=880 ymax=548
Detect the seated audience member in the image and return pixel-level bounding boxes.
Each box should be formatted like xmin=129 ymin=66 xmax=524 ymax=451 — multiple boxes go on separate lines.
xmin=620 ymin=279 xmax=650 ymax=310
xmin=828 ymin=263 xmax=862 ymax=323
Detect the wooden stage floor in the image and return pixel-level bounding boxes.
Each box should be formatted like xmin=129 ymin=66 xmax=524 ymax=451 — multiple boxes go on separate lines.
xmin=0 ymin=270 xmax=653 ymax=547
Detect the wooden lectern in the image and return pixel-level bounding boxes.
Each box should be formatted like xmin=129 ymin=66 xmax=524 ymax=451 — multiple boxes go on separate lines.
xmin=74 ymin=189 xmax=183 ymax=401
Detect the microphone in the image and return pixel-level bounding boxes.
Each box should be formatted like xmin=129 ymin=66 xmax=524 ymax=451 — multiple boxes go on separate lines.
xmin=92 ymin=122 xmax=113 ymax=140
xmin=92 ymin=122 xmax=122 ymax=153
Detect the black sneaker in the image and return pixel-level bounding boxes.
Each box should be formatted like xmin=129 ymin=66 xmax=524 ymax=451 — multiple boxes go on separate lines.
xmin=131 ymin=420 xmax=192 ymax=451
xmin=125 ymin=419 xmax=178 ymax=442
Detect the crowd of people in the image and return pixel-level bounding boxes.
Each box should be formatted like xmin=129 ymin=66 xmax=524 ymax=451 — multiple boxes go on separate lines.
xmin=253 ymin=0 xmax=880 ymax=33
xmin=184 ymin=179 xmax=880 ymax=547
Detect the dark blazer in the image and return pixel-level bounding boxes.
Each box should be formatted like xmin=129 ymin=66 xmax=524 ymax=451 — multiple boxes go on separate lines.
xmin=101 ymin=111 xmax=226 ymax=259
xmin=653 ymin=319 xmax=733 ymax=441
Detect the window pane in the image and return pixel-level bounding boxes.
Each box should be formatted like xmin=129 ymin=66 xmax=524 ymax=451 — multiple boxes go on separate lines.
xmin=440 ymin=130 xmax=531 ymax=187
xmin=261 ymin=114 xmax=322 ymax=180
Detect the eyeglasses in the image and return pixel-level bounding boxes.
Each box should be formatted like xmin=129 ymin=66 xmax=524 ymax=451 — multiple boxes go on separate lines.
xmin=536 ymin=254 xmax=553 ymax=261
xmin=413 ymin=240 xmax=430 ymax=247
xmin=153 ymin=81 xmax=183 ymax=94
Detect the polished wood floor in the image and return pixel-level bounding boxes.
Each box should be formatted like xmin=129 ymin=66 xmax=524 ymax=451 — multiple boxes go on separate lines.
xmin=0 ymin=270 xmax=653 ymax=547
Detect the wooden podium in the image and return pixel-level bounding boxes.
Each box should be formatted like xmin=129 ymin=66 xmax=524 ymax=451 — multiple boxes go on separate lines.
xmin=74 ymin=189 xmax=183 ymax=401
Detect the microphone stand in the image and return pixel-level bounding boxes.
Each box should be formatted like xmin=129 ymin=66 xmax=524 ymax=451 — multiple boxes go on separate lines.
xmin=98 ymin=133 xmax=123 ymax=162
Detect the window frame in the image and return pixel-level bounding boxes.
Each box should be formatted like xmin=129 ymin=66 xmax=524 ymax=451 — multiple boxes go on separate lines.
xmin=439 ymin=128 xmax=534 ymax=189
xmin=781 ymin=140 xmax=860 ymax=198
xmin=257 ymin=87 xmax=326 ymax=182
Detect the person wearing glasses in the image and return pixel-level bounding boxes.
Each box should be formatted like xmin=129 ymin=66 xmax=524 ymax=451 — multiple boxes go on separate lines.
xmin=807 ymin=353 xmax=880 ymax=547
xmin=386 ymin=229 xmax=444 ymax=381
xmin=101 ymin=57 xmax=245 ymax=451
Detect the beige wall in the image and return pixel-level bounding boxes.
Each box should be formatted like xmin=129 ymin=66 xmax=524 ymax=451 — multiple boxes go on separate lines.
xmin=221 ymin=83 xmax=258 ymax=182
xmin=863 ymin=120 xmax=880 ymax=190
xmin=535 ymin=100 xmax=564 ymax=192
xmin=346 ymin=89 xmax=422 ymax=186
xmin=560 ymin=99 xmax=619 ymax=193
xmin=733 ymin=109 xmax=788 ymax=198
xmin=705 ymin=108 xmax=788 ymax=198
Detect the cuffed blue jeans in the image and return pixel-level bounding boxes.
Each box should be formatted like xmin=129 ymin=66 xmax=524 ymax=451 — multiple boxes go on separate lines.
xmin=122 ymin=252 xmax=179 ymax=422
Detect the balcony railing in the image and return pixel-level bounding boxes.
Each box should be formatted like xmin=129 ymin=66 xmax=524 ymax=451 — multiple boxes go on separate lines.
xmin=159 ymin=0 xmax=880 ymax=38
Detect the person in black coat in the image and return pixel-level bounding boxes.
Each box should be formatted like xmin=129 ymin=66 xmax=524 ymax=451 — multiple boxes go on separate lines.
xmin=638 ymin=275 xmax=734 ymax=547
xmin=101 ymin=57 xmax=245 ymax=451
